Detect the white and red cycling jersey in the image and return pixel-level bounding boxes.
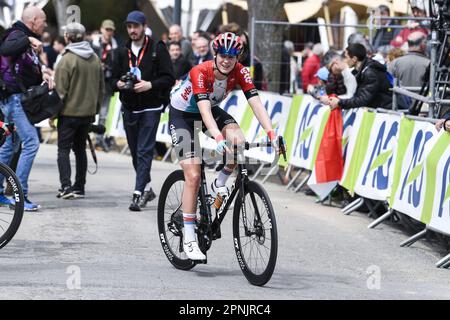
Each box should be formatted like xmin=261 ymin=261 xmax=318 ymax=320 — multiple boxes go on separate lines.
xmin=170 ymin=60 xmax=258 ymax=113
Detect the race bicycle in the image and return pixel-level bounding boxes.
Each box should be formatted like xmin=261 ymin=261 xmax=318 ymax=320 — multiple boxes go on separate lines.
xmin=0 ymin=123 xmax=25 ymax=249
xmin=158 ymin=138 xmax=286 ymax=286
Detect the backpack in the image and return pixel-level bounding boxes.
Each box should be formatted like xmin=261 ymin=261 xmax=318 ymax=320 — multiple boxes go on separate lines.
xmin=386 ymin=71 xmax=411 ymax=110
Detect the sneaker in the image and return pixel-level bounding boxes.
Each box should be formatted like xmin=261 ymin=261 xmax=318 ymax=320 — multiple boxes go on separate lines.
xmin=0 ymin=193 xmax=12 ymax=207
xmin=129 ymin=193 xmax=141 ymax=212
xmin=210 ymin=179 xmax=229 ymax=198
xmin=183 ymin=241 xmax=207 ymax=261
xmin=72 ymin=189 xmax=85 ymax=199
xmin=57 ymin=186 xmax=75 ymax=199
xmin=139 ymin=188 xmax=156 ymax=208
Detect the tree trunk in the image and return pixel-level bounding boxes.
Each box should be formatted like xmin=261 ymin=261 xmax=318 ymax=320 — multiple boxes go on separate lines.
xmin=53 ymin=0 xmax=71 ymax=35
xmin=247 ymin=0 xmax=288 ymax=93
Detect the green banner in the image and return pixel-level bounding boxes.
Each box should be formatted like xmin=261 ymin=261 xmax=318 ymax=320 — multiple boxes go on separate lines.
xmin=389 ymin=117 xmax=415 ymax=207
xmin=279 ymin=95 xmax=303 ymax=167
xmin=341 ymin=111 xmax=376 ymax=194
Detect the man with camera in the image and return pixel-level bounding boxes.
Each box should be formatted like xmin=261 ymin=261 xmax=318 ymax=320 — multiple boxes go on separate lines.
xmin=112 ymin=11 xmax=174 ymax=211
xmin=54 ymin=22 xmax=104 ymax=199
xmin=0 ymin=6 xmax=53 ymax=211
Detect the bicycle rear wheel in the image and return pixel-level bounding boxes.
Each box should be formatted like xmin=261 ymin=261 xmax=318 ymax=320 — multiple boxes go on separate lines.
xmin=0 ymin=162 xmax=24 ymax=249
xmin=233 ymin=180 xmax=278 ymax=286
xmin=157 ymin=170 xmax=195 ymax=270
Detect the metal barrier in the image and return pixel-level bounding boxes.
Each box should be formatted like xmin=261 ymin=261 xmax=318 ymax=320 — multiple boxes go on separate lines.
xmin=249 ymin=18 xmax=406 ymax=95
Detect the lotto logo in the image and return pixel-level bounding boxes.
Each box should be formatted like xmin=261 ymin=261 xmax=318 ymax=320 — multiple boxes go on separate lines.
xmin=198 ymin=74 xmax=205 ymax=88
xmin=181 ymin=86 xmax=192 ymax=101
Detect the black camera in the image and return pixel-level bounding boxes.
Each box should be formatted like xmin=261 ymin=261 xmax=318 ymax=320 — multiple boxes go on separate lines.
xmin=120 ymin=72 xmax=138 ymax=92
xmin=88 ymin=124 xmax=106 ymax=135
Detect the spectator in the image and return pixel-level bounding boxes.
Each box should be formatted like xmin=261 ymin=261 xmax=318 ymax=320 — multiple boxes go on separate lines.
xmin=0 ymin=6 xmax=53 ymax=211
xmin=91 ymin=19 xmax=119 ymax=151
xmin=53 ymin=36 xmax=66 ymax=70
xmin=112 ymin=11 xmax=175 ymax=211
xmin=169 ymin=41 xmax=192 ymax=82
xmin=302 ymin=43 xmax=323 ymax=92
xmin=280 ymin=40 xmax=292 ymax=94
xmin=372 ymin=5 xmax=400 ymax=51
xmin=390 ymin=0 xmax=429 ymax=49
xmin=387 ymin=47 xmax=405 ymax=64
xmin=320 ymin=54 xmax=357 ymax=105
xmin=193 ymin=35 xmax=213 ymax=66
xmin=239 ymin=31 xmax=265 ymax=90
xmin=169 ymin=24 xmax=192 ymax=59
xmin=388 ymin=31 xmax=429 ymax=87
xmin=348 ymin=32 xmax=374 ymax=57
xmin=328 ymin=43 xmax=392 ymax=110
xmin=42 ymin=31 xmax=57 ymax=69
xmin=435 ymin=112 xmax=450 ymax=132
xmin=54 ymin=22 xmax=104 ymax=199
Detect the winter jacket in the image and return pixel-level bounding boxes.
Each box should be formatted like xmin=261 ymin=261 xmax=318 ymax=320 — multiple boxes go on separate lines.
xmin=112 ymin=36 xmax=175 ymax=111
xmin=339 ymin=58 xmax=392 ymax=110
xmin=0 ymin=21 xmax=42 ymax=93
xmin=55 ymin=41 xmax=104 ymax=117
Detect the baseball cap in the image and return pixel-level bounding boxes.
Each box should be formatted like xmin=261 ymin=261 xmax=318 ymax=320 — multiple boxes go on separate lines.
xmin=101 ymin=19 xmax=115 ymax=30
xmin=316 ymin=66 xmax=329 ymax=81
xmin=125 ymin=11 xmax=146 ymax=25
xmin=62 ymin=22 xmax=86 ymax=39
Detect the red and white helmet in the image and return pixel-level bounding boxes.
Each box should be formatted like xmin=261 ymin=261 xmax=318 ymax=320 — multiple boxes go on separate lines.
xmin=212 ymin=32 xmax=244 ymax=57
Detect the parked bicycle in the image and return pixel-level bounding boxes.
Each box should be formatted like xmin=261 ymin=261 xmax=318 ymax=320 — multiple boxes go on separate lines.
xmin=0 ymin=123 xmax=25 ymax=249
xmin=158 ymin=138 xmax=286 ymax=286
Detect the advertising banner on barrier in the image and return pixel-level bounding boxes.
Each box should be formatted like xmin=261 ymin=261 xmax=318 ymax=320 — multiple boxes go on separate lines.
xmin=105 ymin=92 xmax=126 ymax=138
xmin=242 ymin=92 xmax=292 ymax=163
xmin=390 ymin=118 xmax=436 ymax=221
xmin=340 ymin=109 xmax=369 ymax=194
xmin=342 ymin=109 xmax=357 ymax=158
xmin=353 ymin=112 xmax=400 ymax=201
xmin=420 ymin=131 xmax=450 ymax=234
xmin=289 ymin=95 xmax=330 ymax=170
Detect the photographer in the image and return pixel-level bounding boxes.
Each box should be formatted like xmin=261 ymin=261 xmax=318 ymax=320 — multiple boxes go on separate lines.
xmin=54 ymin=22 xmax=104 ymax=199
xmin=112 ymin=11 xmax=175 ymax=212
xmin=0 ymin=6 xmax=53 ymax=211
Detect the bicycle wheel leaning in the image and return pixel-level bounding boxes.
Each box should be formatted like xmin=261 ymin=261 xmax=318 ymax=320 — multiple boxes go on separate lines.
xmin=0 ymin=162 xmax=24 ymax=249
xmin=157 ymin=170 xmax=196 ymax=270
xmin=233 ymin=180 xmax=278 ymax=286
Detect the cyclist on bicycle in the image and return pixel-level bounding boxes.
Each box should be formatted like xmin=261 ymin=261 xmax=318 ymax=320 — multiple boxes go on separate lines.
xmin=169 ymin=32 xmax=281 ymax=261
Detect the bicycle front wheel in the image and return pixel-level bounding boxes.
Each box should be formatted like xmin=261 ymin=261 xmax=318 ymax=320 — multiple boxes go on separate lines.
xmin=0 ymin=162 xmax=24 ymax=249
xmin=233 ymin=180 xmax=278 ymax=286
xmin=157 ymin=170 xmax=196 ymax=271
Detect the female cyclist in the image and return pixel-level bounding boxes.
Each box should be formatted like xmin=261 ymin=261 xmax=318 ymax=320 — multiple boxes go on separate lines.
xmin=169 ymin=32 xmax=281 ymax=261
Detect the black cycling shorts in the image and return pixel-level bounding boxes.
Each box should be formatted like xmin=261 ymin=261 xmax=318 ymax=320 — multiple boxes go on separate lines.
xmin=168 ymin=106 xmax=238 ymax=160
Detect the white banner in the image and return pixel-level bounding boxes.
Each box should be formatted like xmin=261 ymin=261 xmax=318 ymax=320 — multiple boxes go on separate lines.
xmin=391 ymin=119 xmax=437 ymax=221
xmin=289 ymin=95 xmax=332 ymax=170
xmin=353 ymin=113 xmax=400 ymax=201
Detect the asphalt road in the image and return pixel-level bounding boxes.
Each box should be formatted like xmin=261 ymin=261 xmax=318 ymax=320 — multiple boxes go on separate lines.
xmin=0 ymin=144 xmax=449 ymax=300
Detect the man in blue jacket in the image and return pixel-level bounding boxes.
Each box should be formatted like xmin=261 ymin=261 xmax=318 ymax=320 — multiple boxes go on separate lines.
xmin=0 ymin=6 xmax=53 ymax=211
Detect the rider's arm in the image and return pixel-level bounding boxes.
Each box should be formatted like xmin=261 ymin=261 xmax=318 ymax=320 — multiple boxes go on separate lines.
xmin=237 ymin=64 xmax=276 ymax=140
xmin=248 ymin=96 xmax=276 ymax=140
xmin=198 ymin=100 xmax=223 ymax=140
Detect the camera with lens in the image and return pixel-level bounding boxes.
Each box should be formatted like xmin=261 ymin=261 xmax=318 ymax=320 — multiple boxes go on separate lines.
xmin=88 ymin=124 xmax=106 ymax=135
xmin=120 ymin=72 xmax=138 ymax=92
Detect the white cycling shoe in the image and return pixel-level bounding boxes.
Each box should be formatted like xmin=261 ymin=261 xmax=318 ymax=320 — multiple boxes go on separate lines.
xmin=183 ymin=241 xmax=207 ymax=261
xmin=211 ymin=179 xmax=229 ymax=198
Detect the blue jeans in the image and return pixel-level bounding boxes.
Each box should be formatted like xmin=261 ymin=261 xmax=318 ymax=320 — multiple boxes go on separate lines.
xmin=0 ymin=94 xmax=40 ymax=196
